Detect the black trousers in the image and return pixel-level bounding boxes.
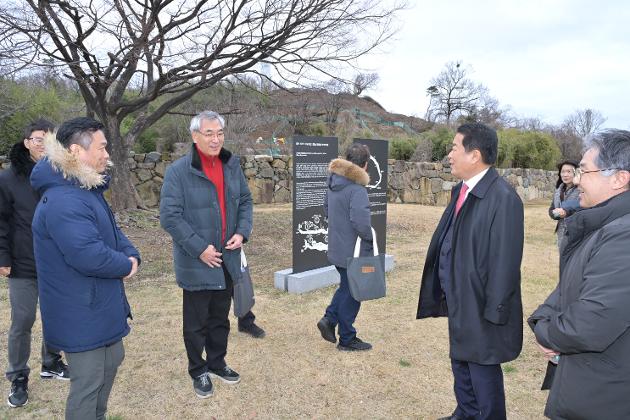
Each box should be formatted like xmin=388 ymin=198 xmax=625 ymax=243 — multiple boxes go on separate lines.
xmin=182 ymin=266 xmax=233 ymax=379
xmin=451 ymin=359 xmax=506 ymax=420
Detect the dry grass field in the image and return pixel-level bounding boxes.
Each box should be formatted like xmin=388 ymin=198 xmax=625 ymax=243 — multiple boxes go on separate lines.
xmin=0 ymin=202 xmax=559 ymax=420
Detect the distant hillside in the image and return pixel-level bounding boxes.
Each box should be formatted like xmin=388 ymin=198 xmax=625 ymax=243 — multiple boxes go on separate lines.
xmin=231 ymin=88 xmax=432 ymax=155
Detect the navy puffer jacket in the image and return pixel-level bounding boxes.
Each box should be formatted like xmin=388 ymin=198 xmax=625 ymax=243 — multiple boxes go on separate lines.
xmin=30 ymin=134 xmax=140 ymax=353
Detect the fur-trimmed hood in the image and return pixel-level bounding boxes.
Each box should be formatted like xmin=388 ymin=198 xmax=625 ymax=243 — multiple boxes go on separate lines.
xmin=324 ymin=158 xmax=373 ymax=268
xmin=30 ymin=132 xmax=111 ymax=193
xmin=8 ymin=141 xmax=36 ymax=178
xmin=328 ymin=158 xmax=370 ymax=189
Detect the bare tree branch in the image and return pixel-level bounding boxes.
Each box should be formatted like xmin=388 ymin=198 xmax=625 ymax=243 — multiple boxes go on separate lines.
xmin=0 ymin=0 xmax=405 ymax=209
xmin=425 ymin=61 xmax=484 ymax=126
xmin=563 ymin=108 xmax=606 ymax=139
xmin=352 ymin=72 xmax=379 ymax=96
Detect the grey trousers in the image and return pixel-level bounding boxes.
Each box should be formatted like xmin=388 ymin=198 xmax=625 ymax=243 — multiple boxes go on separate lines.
xmin=65 ymin=340 xmax=124 ymax=420
xmin=5 ymin=277 xmax=61 ymax=381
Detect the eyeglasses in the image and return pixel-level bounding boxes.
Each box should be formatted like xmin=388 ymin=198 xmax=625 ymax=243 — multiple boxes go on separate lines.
xmin=27 ymin=137 xmax=45 ymax=144
xmin=574 ymin=167 xmax=621 ymax=182
xmin=196 ymin=130 xmax=224 ymax=140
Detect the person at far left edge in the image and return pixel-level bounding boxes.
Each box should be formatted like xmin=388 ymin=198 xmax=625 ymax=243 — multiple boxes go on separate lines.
xmin=1 ymin=119 xmax=70 ymax=409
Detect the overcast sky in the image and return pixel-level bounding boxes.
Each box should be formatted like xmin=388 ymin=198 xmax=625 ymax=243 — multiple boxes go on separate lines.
xmin=358 ymin=0 xmax=629 ymax=129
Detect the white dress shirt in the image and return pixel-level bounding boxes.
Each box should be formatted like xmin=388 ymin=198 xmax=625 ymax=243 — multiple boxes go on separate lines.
xmin=460 ymin=167 xmax=490 ymax=202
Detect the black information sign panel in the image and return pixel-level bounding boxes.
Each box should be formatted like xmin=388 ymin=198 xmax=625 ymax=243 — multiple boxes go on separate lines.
xmin=353 ymin=138 xmax=388 ymax=254
xmin=292 ymin=136 xmax=339 ymax=273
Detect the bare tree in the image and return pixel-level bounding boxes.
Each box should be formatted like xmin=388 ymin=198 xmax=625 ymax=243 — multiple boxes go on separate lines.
xmin=425 ymin=61 xmax=484 ymax=126
xmin=319 ymin=79 xmax=348 ymax=126
xmin=0 ymin=0 xmax=402 ymax=210
xmin=159 ymin=77 xmax=269 ymax=154
xmin=279 ymin=88 xmax=315 ymax=134
xmin=461 ymin=93 xmax=515 ymax=129
xmin=564 ymin=108 xmax=606 ymax=139
xmin=515 ymin=117 xmax=547 ymax=132
xmin=221 ymin=80 xmax=270 ymax=155
xmin=548 ymin=126 xmax=583 ymax=162
xmin=352 ymin=72 xmax=379 ymax=96
xmin=335 ymin=109 xmax=358 ymax=151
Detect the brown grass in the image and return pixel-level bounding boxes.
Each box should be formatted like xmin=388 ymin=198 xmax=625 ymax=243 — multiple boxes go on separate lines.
xmin=0 ymin=203 xmax=558 ymax=419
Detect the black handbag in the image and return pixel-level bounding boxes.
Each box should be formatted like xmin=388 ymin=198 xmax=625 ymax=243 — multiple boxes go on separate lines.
xmin=233 ymin=249 xmax=255 ymax=317
xmin=541 ymin=361 xmax=557 ymax=390
xmin=346 ymin=227 xmax=386 ymax=301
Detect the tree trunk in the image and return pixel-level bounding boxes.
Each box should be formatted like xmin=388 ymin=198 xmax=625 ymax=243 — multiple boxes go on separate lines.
xmin=105 ymin=120 xmax=144 ymax=211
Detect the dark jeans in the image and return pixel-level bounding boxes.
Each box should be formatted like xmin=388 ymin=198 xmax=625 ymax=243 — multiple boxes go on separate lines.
xmin=451 ymin=359 xmax=506 ymax=420
xmin=182 ymin=265 xmax=233 ymax=378
xmin=324 ymin=267 xmax=361 ymax=346
xmin=65 ymin=340 xmax=124 ymax=420
xmin=5 ymin=277 xmax=62 ymax=381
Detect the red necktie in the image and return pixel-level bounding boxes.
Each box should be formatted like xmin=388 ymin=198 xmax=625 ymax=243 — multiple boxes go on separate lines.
xmin=455 ymin=183 xmax=469 ymax=216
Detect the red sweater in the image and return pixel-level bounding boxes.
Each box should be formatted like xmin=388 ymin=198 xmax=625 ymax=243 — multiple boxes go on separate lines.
xmin=197 ymin=145 xmax=226 ymax=243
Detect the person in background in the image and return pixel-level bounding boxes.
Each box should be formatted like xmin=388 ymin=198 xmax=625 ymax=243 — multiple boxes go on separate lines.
xmin=549 ymin=159 xmax=580 ymax=252
xmin=317 ymin=143 xmax=374 ymax=351
xmin=30 ymin=117 xmax=140 ymax=420
xmin=529 ymin=129 xmax=630 ymax=419
xmin=1 ymin=119 xmax=70 ymax=409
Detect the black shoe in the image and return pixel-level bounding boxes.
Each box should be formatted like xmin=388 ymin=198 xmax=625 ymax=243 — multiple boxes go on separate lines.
xmin=238 ymin=323 xmax=266 ymax=339
xmin=337 ymin=337 xmax=372 ymax=351
xmin=209 ymin=366 xmax=241 ymax=384
xmin=317 ymin=317 xmax=337 ymax=344
xmin=7 ymin=375 xmax=28 ymax=408
xmin=41 ymin=359 xmax=70 ymax=381
xmin=192 ymin=372 xmax=213 ymax=398
xmin=436 ymin=414 xmax=466 ymax=420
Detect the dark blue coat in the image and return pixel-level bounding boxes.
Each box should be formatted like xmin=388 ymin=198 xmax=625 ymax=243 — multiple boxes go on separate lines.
xmin=324 ymin=158 xmax=373 ymax=268
xmin=159 ymin=146 xmax=253 ymax=291
xmin=30 ymin=140 xmax=139 ymax=353
xmin=417 ymin=167 xmax=524 ymax=364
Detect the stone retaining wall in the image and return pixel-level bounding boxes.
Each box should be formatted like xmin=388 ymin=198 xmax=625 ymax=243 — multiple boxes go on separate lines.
xmin=387 ymin=160 xmax=557 ymax=205
xmin=0 ymin=153 xmax=557 ymax=206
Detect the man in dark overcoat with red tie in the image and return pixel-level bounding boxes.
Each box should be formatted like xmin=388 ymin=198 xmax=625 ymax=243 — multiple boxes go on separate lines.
xmin=417 ymin=123 xmax=524 ymax=420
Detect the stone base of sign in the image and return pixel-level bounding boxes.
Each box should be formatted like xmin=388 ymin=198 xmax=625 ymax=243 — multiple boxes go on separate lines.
xmin=384 ymin=254 xmax=395 ymax=272
xmin=274 ymin=254 xmax=395 ymax=294
xmin=273 ymin=268 xmax=293 ymax=291
xmin=273 ymin=266 xmax=340 ymax=294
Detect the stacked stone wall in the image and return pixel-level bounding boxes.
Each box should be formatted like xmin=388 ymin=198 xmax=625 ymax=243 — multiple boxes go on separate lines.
xmin=387 ymin=160 xmax=557 ymax=205
xmin=0 ymin=153 xmax=557 ymax=206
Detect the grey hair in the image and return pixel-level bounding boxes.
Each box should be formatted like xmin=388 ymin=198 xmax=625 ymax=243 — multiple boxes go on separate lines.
xmin=189 ymin=111 xmax=225 ymax=133
xmin=583 ymin=129 xmax=630 ymax=177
